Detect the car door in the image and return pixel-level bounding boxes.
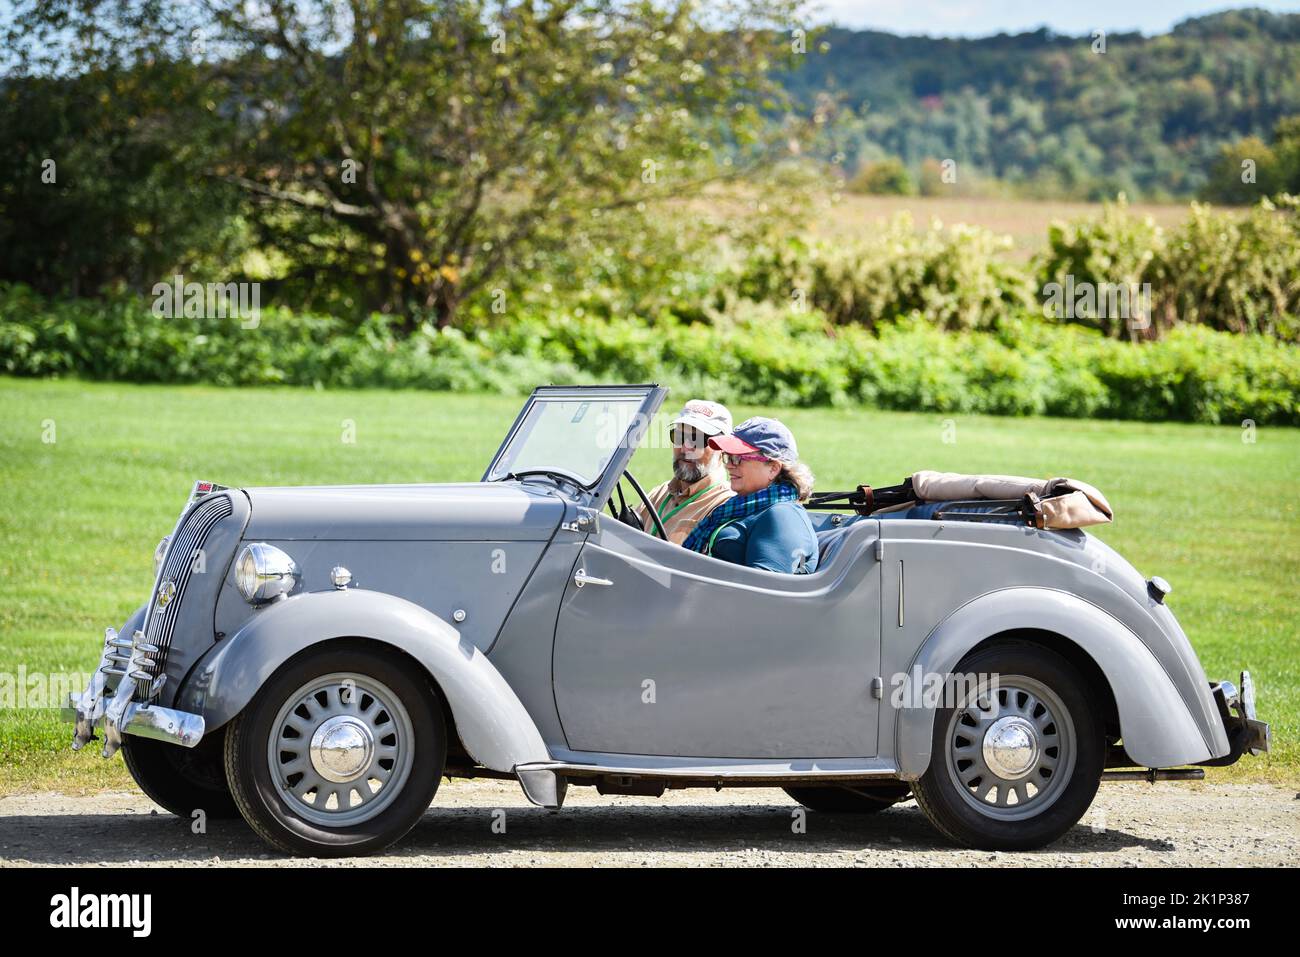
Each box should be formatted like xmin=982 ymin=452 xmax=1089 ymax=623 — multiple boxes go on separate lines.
xmin=552 ymin=517 xmax=883 ymax=759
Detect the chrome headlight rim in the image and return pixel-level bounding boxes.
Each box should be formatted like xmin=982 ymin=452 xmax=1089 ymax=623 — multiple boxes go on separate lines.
xmin=235 ymin=542 xmax=299 ymax=604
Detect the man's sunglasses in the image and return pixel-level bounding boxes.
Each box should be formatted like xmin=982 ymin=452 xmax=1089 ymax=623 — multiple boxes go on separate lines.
xmin=668 ymin=426 xmax=710 ymax=449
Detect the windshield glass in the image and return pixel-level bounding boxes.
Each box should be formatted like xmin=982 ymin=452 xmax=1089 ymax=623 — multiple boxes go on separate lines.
xmin=486 ymin=388 xmax=652 ymax=487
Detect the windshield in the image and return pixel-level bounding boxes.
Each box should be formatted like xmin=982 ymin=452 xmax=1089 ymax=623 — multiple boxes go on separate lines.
xmin=485 ymin=387 xmax=659 ymax=488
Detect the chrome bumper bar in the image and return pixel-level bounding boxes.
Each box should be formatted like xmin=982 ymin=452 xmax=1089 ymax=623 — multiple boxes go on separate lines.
xmin=63 ymin=626 xmax=204 ymax=756
xmin=1203 ymin=670 xmax=1269 ymax=765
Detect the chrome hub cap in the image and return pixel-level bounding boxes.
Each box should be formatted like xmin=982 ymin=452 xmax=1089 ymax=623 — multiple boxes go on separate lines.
xmin=981 ymin=716 xmax=1039 ymax=780
xmin=269 ymin=672 xmax=415 ymax=827
xmin=309 ymin=715 xmax=374 ymax=783
xmin=944 ymin=675 xmax=1076 ymax=821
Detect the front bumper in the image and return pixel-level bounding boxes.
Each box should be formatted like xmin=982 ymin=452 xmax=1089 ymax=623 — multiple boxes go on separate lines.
xmin=1199 ymin=670 xmax=1270 ymax=766
xmin=63 ymin=626 xmax=205 ymax=757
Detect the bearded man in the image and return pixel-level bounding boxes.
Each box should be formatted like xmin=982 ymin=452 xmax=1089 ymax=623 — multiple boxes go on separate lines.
xmin=633 ymin=399 xmax=735 ymax=545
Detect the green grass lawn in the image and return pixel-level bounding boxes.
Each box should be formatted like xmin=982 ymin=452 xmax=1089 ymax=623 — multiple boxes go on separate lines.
xmin=1 ymin=377 xmax=1296 ymax=792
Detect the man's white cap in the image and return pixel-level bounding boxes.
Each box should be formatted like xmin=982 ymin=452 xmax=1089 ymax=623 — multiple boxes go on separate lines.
xmin=669 ymin=399 xmax=732 ymax=437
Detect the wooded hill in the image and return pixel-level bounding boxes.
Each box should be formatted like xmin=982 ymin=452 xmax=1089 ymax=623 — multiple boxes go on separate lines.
xmin=781 ymin=9 xmax=1300 ymax=200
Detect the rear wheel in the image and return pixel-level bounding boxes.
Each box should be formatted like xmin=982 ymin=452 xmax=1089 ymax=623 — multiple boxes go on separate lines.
xmin=224 ymin=642 xmax=445 ymax=857
xmin=911 ymin=642 xmax=1104 ymax=851
xmin=122 ymin=729 xmax=240 ymax=819
xmin=784 ymin=783 xmax=911 ymax=813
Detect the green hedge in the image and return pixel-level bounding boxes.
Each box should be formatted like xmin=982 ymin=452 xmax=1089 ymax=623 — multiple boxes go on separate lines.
xmin=3 ymin=284 xmax=1298 ymax=425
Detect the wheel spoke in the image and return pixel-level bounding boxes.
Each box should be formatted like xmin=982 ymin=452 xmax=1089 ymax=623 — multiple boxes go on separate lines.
xmin=292 ymin=769 xmax=324 ymax=800
xmin=283 ymin=711 xmax=312 ymax=733
xmin=279 ymin=756 xmax=308 ymax=775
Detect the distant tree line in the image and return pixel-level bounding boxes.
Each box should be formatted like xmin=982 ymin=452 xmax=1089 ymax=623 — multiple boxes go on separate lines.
xmin=786 ymin=10 xmax=1300 ymax=201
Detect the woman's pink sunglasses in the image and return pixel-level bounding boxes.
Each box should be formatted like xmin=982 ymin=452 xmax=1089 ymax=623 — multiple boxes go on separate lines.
xmin=721 ymin=451 xmax=771 ymax=466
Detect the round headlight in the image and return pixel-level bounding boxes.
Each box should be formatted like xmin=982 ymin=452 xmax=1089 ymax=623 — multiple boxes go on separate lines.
xmin=235 ymin=543 xmax=299 ymax=604
xmin=154 ymin=535 xmax=171 ymax=575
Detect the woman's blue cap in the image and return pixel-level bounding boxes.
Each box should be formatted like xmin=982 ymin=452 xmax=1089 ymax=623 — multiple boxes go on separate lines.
xmin=709 ymin=416 xmax=798 ymax=463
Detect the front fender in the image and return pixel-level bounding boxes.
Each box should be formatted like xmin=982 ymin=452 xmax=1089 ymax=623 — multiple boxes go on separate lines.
xmin=895 ymin=587 xmax=1219 ymax=777
xmin=176 ymin=589 xmax=550 ymax=772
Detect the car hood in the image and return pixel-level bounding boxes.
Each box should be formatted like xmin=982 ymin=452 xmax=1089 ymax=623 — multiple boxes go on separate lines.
xmin=240 ymin=482 xmax=566 ymax=542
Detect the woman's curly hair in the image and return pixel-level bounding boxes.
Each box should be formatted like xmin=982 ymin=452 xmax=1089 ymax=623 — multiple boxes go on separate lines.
xmin=776 ymin=461 xmax=815 ymax=502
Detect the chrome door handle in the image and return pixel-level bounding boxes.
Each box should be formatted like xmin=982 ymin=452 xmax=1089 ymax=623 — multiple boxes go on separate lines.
xmin=574 ymin=568 xmax=613 ymax=588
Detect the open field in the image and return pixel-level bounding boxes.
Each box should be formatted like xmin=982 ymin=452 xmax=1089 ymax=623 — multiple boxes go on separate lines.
xmin=1 ymin=377 xmax=1296 ymax=793
xmin=806 ymin=193 xmax=1206 ymax=260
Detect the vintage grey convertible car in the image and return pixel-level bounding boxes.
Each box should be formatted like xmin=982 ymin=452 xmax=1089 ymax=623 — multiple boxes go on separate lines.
xmin=65 ymin=384 xmax=1269 ymax=856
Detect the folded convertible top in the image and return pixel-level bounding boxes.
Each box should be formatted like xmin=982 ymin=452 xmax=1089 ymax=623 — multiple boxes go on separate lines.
xmin=806 ymin=470 xmax=1113 ymax=530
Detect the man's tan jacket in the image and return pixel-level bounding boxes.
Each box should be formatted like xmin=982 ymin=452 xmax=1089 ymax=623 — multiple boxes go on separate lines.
xmin=633 ymin=471 xmax=735 ymax=545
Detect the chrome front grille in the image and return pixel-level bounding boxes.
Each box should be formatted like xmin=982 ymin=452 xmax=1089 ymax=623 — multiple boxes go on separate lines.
xmin=136 ymin=494 xmax=233 ymax=701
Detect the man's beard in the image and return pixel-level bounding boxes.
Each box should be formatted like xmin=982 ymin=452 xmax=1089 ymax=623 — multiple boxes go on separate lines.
xmin=673 ymin=454 xmax=708 ymax=485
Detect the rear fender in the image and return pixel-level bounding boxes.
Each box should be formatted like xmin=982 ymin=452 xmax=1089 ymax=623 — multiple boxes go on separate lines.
xmin=895 ymin=587 xmax=1219 ymax=777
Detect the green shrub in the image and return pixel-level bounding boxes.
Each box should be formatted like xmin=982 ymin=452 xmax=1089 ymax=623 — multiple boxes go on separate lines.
xmin=4 ymin=284 xmax=1297 ymax=425
xmin=848 ymin=158 xmax=918 ymax=196
xmin=1036 ymin=196 xmax=1164 ymax=339
xmin=736 ymin=216 xmax=1033 ymax=331
xmin=1156 ymin=196 xmax=1300 ymax=341
xmin=1037 ymin=194 xmax=1300 ymax=342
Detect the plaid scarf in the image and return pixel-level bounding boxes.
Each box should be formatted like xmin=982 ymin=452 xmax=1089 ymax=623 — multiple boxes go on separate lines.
xmin=682 ymin=481 xmax=800 ymax=554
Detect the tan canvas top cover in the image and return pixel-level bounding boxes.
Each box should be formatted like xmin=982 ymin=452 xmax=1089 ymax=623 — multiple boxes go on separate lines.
xmin=911 ymin=470 xmax=1114 ymax=530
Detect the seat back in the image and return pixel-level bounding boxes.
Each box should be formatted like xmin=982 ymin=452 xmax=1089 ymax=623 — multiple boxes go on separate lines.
xmin=816 ymin=520 xmax=868 ymax=566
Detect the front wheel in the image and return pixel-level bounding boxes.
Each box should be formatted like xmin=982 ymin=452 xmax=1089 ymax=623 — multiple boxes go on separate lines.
xmin=121 ymin=729 xmax=240 ymax=819
xmin=224 ymin=642 xmax=446 ymax=857
xmin=911 ymin=642 xmax=1104 ymax=851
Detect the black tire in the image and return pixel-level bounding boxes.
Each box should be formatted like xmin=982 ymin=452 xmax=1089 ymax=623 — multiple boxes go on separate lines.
xmin=784 ymin=783 xmax=911 ymax=813
xmin=911 ymin=641 xmax=1104 ymax=851
xmin=223 ymin=641 xmax=446 ymax=857
xmin=121 ymin=729 xmax=241 ymax=819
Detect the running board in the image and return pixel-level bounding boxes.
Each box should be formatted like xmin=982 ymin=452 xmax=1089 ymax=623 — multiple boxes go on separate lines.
xmin=515 ymin=756 xmax=902 ymax=786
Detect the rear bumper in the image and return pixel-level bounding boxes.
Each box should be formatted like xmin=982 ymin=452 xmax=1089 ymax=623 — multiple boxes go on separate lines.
xmin=63 ymin=626 xmax=205 ymax=756
xmin=1198 ymin=670 xmax=1270 ymax=767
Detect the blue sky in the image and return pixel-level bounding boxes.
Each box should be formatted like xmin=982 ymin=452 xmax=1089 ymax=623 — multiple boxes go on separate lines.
xmin=812 ymin=0 xmax=1299 ymax=36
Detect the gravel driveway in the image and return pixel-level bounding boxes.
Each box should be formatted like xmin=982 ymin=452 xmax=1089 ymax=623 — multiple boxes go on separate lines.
xmin=2 ymin=779 xmax=1297 ymax=867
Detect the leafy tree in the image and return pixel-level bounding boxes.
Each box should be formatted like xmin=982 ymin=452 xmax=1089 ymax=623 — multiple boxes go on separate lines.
xmin=7 ymin=1 xmax=806 ymax=326
xmin=1202 ymin=136 xmax=1280 ymax=204
xmin=1271 ymin=115 xmax=1300 ymax=193
xmin=0 ymin=62 xmax=244 ymax=296
xmin=1202 ymin=115 xmax=1300 ymax=203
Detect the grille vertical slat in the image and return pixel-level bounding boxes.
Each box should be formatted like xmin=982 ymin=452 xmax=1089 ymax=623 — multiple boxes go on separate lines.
xmin=136 ymin=495 xmax=233 ymax=700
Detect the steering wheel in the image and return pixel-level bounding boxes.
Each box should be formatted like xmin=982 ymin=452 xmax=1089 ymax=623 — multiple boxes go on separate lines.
xmin=607 ymin=467 xmax=668 ymax=540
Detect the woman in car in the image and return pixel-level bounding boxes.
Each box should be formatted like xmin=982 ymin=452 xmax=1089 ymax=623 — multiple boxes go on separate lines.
xmin=682 ymin=417 xmax=819 ymax=574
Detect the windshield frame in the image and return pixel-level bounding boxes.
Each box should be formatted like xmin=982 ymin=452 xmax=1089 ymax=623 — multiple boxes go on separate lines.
xmin=482 ymin=384 xmax=667 ymax=507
